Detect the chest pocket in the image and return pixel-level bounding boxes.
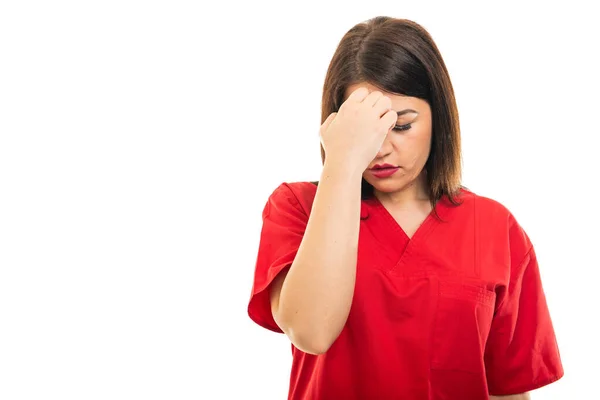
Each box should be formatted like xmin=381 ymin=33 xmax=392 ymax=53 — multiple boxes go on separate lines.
xmin=431 ymin=280 xmax=496 ymax=373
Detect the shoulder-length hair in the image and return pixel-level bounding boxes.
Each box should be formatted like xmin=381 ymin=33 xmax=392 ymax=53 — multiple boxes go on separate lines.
xmin=319 ymin=16 xmax=466 ymax=214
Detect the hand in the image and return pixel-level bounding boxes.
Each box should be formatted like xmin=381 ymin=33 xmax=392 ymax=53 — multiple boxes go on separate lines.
xmin=319 ymin=86 xmax=397 ymax=172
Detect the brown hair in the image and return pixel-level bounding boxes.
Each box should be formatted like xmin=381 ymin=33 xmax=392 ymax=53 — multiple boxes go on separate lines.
xmin=319 ymin=16 xmax=465 ymax=215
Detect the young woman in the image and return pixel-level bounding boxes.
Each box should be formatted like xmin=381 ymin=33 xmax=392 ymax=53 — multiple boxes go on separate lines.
xmin=247 ymin=16 xmax=564 ymax=400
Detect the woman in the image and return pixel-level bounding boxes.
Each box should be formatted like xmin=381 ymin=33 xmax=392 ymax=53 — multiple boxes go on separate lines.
xmin=247 ymin=16 xmax=563 ymax=399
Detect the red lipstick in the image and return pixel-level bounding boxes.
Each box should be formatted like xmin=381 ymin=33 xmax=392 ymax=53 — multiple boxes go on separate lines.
xmin=371 ymin=163 xmax=397 ymax=170
xmin=369 ymin=163 xmax=399 ymax=178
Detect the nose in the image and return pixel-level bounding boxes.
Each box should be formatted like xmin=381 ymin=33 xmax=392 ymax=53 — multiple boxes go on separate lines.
xmin=376 ymin=133 xmax=393 ymax=159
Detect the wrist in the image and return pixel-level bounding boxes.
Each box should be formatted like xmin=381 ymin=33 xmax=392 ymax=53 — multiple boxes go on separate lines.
xmin=321 ymin=160 xmax=364 ymax=183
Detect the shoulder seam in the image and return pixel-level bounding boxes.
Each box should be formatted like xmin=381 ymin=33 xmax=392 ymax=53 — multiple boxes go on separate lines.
xmin=280 ymin=182 xmax=308 ymax=217
xmin=495 ymin=245 xmax=534 ymax=312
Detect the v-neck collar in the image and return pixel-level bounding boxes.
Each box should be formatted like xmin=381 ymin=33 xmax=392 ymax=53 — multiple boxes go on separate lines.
xmin=371 ymin=195 xmax=437 ymax=242
xmin=362 ymin=193 xmax=452 ymax=273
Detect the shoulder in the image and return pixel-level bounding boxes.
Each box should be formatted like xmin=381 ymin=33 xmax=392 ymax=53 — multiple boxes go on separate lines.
xmin=457 ymin=187 xmax=532 ymax=253
xmin=457 ymin=187 xmax=515 ymax=223
xmin=263 ymin=181 xmax=318 ymax=218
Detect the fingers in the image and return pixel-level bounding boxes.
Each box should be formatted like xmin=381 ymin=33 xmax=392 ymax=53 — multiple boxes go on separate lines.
xmin=343 ymin=86 xmax=395 ymax=131
xmin=373 ymin=95 xmax=393 ymax=118
xmin=381 ymin=109 xmax=398 ymax=131
xmin=345 ymin=87 xmax=392 ymax=111
xmin=363 ymin=90 xmax=384 ymax=107
xmin=346 ymin=87 xmax=370 ymax=103
xmin=362 ymin=90 xmax=393 ymax=119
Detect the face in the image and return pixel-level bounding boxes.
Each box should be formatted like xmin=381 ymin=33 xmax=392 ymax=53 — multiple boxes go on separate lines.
xmin=343 ymin=82 xmax=433 ymax=199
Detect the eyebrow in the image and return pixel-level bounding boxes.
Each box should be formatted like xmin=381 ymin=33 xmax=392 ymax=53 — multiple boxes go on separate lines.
xmin=396 ymin=109 xmax=418 ymax=116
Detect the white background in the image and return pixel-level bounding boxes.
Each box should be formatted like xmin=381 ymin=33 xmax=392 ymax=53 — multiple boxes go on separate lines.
xmin=1 ymin=1 xmax=598 ymax=399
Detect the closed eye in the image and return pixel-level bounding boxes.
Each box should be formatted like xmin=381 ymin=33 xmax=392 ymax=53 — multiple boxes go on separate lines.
xmin=393 ymin=123 xmax=412 ymax=132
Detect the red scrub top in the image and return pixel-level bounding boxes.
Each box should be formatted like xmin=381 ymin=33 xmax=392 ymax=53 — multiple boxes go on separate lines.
xmin=248 ymin=181 xmax=564 ymax=399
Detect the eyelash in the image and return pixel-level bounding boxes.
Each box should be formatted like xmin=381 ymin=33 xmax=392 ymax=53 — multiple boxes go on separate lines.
xmin=392 ymin=123 xmax=412 ymax=132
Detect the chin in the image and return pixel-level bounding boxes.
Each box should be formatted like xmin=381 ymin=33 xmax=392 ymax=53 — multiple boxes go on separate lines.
xmin=364 ymin=178 xmax=406 ymax=193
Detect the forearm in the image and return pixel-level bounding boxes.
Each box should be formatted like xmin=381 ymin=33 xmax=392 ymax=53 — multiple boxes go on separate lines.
xmin=277 ymin=163 xmax=362 ymax=353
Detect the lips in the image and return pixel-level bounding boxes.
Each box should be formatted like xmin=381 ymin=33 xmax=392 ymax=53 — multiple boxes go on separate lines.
xmin=369 ymin=165 xmax=400 ymax=178
xmin=370 ymin=163 xmax=398 ymax=170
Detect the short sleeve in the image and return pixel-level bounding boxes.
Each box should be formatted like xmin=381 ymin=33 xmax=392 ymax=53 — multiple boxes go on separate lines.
xmin=484 ymin=226 xmax=564 ymax=395
xmin=247 ymin=183 xmax=309 ymax=333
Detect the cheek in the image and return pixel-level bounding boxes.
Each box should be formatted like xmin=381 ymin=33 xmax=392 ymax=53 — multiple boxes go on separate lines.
xmin=393 ymin=130 xmax=431 ymax=157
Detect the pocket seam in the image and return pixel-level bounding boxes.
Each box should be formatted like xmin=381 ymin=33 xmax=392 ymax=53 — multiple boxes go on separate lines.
xmin=438 ymin=281 xmax=496 ymax=307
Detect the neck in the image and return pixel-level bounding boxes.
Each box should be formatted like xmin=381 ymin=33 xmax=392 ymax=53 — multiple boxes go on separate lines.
xmin=374 ymin=170 xmax=430 ymax=207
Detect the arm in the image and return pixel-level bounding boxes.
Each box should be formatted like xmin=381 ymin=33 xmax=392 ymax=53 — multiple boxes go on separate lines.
xmin=270 ymin=162 xmax=362 ymax=355
xmin=490 ymin=394 xmax=530 ymax=400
